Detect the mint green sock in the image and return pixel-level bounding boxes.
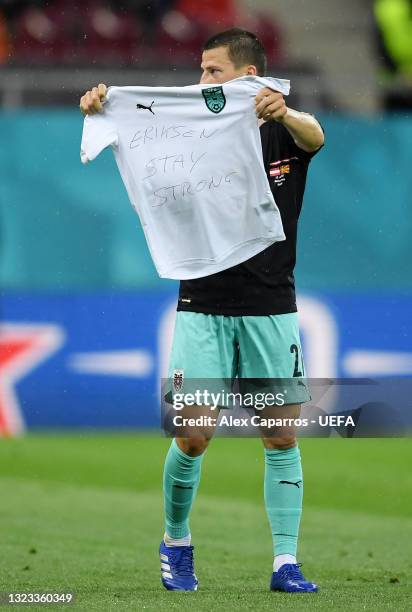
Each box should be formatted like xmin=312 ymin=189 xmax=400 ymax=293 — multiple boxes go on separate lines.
xmin=163 ymin=439 xmax=204 ymax=539
xmin=264 ymin=446 xmax=303 ymax=556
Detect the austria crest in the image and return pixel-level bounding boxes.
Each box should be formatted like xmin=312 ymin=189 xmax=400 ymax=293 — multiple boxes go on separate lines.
xmin=173 ymin=369 xmax=184 ymax=392
xmin=202 ymin=86 xmax=226 ymax=113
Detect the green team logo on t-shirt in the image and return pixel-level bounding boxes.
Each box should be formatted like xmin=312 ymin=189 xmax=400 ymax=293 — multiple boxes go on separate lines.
xmin=202 ymin=86 xmax=226 ymax=113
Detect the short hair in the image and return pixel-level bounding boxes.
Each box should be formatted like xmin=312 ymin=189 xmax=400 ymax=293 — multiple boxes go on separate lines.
xmin=203 ymin=28 xmax=267 ymax=76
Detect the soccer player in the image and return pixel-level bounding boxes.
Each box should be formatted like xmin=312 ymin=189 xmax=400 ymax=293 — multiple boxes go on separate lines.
xmin=80 ymin=28 xmax=324 ymax=594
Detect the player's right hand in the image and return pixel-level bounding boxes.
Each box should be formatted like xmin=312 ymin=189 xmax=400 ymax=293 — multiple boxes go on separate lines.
xmin=79 ymin=84 xmax=107 ymax=116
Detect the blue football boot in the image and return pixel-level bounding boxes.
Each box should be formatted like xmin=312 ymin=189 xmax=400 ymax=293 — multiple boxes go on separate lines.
xmin=159 ymin=540 xmax=198 ymax=591
xmin=270 ymin=562 xmax=318 ymax=593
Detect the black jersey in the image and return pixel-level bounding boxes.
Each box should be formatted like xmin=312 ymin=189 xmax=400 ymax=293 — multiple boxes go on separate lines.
xmin=177 ymin=120 xmax=322 ymax=315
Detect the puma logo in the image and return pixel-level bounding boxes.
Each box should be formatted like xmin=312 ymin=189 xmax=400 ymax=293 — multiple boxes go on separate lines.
xmin=279 ymin=480 xmax=302 ymax=488
xmin=136 ymin=100 xmax=155 ymax=115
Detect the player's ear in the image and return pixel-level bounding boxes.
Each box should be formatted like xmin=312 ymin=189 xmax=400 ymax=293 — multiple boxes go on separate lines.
xmin=246 ymin=65 xmax=258 ymax=76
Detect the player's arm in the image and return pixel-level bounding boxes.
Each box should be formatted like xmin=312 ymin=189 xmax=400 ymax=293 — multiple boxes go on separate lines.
xmin=255 ymin=87 xmax=324 ymax=153
xmin=79 ymin=83 xmax=107 ymax=115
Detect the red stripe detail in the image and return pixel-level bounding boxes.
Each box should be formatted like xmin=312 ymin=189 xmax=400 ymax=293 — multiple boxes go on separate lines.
xmin=0 ymin=393 xmax=10 ymax=437
xmin=0 ymin=339 xmax=34 ymax=366
xmin=269 ymin=156 xmax=298 ymax=167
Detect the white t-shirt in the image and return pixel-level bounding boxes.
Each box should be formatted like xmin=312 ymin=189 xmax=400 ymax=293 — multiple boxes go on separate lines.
xmin=80 ymin=75 xmax=289 ymax=280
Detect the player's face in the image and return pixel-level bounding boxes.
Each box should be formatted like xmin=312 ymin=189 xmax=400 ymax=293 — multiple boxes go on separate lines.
xmin=200 ymin=46 xmax=256 ymax=84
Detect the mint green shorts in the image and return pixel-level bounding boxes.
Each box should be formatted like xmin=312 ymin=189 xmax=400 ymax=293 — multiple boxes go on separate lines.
xmin=166 ymin=311 xmax=310 ymax=406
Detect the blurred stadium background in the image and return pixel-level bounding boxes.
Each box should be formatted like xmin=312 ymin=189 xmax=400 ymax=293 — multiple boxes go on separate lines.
xmin=1 ymin=1 xmax=412 ymax=608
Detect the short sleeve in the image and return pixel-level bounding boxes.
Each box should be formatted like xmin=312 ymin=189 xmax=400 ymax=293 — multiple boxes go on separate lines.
xmin=276 ymin=120 xmax=324 ymax=162
xmin=237 ymin=75 xmax=290 ymax=97
xmin=80 ymin=103 xmax=118 ymax=164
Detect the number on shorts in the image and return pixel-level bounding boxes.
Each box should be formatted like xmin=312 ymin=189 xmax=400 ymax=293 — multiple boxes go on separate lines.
xmin=290 ymin=344 xmax=303 ymax=377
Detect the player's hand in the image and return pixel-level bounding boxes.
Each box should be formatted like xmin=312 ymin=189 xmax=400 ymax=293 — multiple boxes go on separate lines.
xmin=79 ymin=83 xmax=107 ymax=116
xmin=255 ymin=87 xmax=288 ymax=122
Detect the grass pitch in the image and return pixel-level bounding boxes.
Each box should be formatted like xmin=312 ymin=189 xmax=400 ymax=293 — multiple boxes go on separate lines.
xmin=0 ymin=434 xmax=411 ymax=611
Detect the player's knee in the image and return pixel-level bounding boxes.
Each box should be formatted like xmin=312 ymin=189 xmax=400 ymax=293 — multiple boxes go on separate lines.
xmin=176 ymin=436 xmax=210 ymax=457
xmin=262 ymin=434 xmax=297 ymax=450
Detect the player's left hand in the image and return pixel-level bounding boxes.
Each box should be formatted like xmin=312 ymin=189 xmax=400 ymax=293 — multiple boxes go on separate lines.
xmin=255 ymin=88 xmax=288 ymax=122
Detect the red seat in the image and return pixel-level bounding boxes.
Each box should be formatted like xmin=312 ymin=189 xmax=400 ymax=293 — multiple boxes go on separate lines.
xmin=12 ymin=6 xmax=69 ymax=64
xmin=81 ymin=3 xmax=142 ymax=65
